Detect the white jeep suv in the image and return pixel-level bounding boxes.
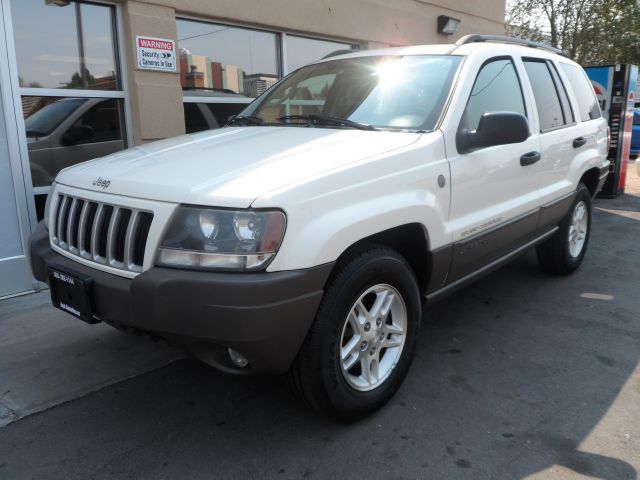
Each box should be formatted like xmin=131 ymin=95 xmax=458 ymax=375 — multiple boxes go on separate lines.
xmin=30 ymin=35 xmax=609 ymax=421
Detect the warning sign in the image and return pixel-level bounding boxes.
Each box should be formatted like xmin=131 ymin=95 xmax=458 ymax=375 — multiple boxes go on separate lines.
xmin=136 ymin=35 xmax=176 ymax=72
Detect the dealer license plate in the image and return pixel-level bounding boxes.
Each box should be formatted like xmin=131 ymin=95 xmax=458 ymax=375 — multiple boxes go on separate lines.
xmin=47 ymin=267 xmax=97 ymax=324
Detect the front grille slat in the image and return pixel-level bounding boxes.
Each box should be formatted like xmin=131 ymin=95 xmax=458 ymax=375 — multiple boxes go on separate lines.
xmin=65 ymin=198 xmax=78 ymax=249
xmin=113 ymin=209 xmax=132 ymax=264
xmin=90 ymin=204 xmax=105 ymax=261
xmin=105 ymin=207 xmax=120 ymax=265
xmin=133 ymin=212 xmax=153 ymax=267
xmin=77 ymin=201 xmax=90 ymax=256
xmin=123 ymin=211 xmax=139 ymax=268
xmin=53 ymin=194 xmax=65 ymax=241
xmin=69 ymin=200 xmax=84 ymax=252
xmin=56 ymin=195 xmax=70 ymax=244
xmin=51 ymin=194 xmax=153 ymax=273
xmin=81 ymin=202 xmax=98 ymax=257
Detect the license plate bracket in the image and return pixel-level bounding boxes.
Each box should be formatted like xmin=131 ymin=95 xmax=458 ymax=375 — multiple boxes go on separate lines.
xmin=47 ymin=266 xmax=97 ymax=324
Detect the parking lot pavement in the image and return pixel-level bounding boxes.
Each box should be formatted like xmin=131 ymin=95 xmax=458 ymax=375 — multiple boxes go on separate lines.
xmin=0 ymin=173 xmax=639 ymax=479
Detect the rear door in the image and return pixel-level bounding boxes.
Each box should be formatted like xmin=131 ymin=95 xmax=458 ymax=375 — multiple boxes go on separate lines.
xmin=520 ymin=57 xmax=581 ymax=213
xmin=443 ymin=55 xmax=542 ymax=282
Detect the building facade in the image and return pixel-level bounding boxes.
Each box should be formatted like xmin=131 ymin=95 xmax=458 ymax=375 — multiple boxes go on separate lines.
xmin=0 ymin=0 xmax=505 ymax=298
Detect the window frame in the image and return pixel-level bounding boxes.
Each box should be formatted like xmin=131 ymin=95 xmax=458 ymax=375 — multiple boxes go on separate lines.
xmin=456 ymin=55 xmax=528 ymax=150
xmin=9 ymin=0 xmax=132 ymax=195
xmin=176 ymin=14 xmax=360 ymax=121
xmin=522 ymin=57 xmax=577 ymax=134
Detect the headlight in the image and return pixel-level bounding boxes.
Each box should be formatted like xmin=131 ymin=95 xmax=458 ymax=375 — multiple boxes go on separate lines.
xmin=156 ymin=206 xmax=286 ymax=271
xmin=43 ymin=182 xmax=56 ymax=230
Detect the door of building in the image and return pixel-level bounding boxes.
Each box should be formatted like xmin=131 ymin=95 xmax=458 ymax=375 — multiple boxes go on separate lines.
xmin=0 ymin=0 xmax=37 ymax=298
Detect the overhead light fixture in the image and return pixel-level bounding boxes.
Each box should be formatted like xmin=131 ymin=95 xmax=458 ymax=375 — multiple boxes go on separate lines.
xmin=438 ymin=15 xmax=461 ymax=35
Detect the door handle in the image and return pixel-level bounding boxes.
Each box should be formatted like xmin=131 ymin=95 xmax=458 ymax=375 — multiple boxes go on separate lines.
xmin=520 ymin=151 xmax=541 ymax=166
xmin=573 ymin=137 xmax=587 ymax=148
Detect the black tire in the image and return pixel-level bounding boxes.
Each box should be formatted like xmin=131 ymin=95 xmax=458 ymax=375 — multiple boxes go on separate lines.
xmin=536 ymin=183 xmax=592 ymax=275
xmin=287 ymin=246 xmax=421 ymax=422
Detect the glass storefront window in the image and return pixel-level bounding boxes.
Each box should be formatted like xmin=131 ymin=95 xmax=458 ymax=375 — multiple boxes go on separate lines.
xmin=23 ymin=97 xmax=126 ymax=188
xmin=11 ymin=0 xmax=119 ymax=90
xmin=11 ymin=0 xmax=127 ymax=220
xmin=285 ymin=35 xmax=356 ymax=73
xmin=176 ymin=19 xmax=279 ymax=98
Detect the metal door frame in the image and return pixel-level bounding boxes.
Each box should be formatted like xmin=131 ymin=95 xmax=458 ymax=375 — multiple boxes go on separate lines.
xmin=0 ymin=0 xmax=39 ymax=298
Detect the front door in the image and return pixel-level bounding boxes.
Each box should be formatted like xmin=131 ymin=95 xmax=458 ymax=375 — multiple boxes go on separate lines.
xmin=445 ymin=56 xmax=543 ymax=282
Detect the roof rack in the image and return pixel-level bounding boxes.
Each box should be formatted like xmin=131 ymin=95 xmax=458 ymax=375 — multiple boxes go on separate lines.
xmin=455 ymin=34 xmax=568 ymax=57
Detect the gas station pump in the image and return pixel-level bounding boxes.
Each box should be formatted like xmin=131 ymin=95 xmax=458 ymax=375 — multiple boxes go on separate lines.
xmin=585 ymin=64 xmax=638 ymax=197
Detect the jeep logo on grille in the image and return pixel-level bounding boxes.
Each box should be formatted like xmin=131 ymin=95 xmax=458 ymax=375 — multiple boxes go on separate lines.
xmin=92 ymin=177 xmax=111 ymax=189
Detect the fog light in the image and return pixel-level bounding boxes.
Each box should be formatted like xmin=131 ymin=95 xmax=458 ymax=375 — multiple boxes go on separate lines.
xmin=228 ymin=348 xmax=249 ymax=368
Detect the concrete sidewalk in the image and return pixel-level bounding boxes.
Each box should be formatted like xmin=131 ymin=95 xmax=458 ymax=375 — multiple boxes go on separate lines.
xmin=0 ymin=291 xmax=183 ymax=427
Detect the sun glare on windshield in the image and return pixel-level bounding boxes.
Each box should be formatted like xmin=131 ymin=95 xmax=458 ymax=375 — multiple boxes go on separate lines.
xmin=374 ymin=59 xmax=409 ymax=90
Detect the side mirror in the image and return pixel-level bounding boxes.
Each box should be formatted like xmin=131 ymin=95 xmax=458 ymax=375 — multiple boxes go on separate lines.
xmin=457 ymin=112 xmax=529 ymax=154
xmin=61 ymin=125 xmax=95 ymax=146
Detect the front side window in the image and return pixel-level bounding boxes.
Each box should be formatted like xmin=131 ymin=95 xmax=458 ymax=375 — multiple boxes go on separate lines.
xmin=243 ymin=55 xmax=462 ymax=131
xmin=461 ymin=58 xmax=526 ymax=132
xmin=70 ymin=99 xmax=123 ymax=144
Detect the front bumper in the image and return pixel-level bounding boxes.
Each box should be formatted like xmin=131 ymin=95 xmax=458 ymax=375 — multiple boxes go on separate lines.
xmin=29 ymin=221 xmax=333 ymax=374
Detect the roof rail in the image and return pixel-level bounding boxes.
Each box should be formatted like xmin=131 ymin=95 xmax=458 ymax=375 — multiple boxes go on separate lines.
xmin=455 ymin=34 xmax=568 ymax=57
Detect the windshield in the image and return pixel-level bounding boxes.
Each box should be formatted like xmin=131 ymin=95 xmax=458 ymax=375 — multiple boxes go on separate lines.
xmin=24 ymin=98 xmax=86 ymax=136
xmin=240 ymin=55 xmax=461 ymax=132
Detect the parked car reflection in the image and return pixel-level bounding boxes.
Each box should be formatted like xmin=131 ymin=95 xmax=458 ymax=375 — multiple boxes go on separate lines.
xmin=182 ymin=90 xmax=252 ymax=133
xmin=24 ymin=97 xmax=125 ymax=188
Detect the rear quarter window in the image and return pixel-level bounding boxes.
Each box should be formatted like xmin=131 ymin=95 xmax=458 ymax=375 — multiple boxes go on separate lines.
xmin=560 ymin=63 xmax=602 ymax=122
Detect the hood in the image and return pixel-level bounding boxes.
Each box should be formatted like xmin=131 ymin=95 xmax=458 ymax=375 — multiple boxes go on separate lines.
xmin=55 ymin=127 xmax=420 ymax=207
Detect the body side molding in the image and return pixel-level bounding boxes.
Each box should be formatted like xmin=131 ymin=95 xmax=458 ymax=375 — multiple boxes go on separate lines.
xmin=424 ymin=227 xmax=559 ymax=304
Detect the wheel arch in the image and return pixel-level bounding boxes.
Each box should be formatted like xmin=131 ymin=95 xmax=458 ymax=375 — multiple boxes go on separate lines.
xmin=329 ymin=223 xmax=432 ymax=294
xmin=579 ymin=167 xmax=601 ymax=197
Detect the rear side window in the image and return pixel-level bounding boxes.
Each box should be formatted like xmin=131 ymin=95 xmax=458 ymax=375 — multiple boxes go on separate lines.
xmin=548 ymin=62 xmax=575 ymax=124
xmin=523 ymin=59 xmax=570 ymax=131
xmin=462 ymin=58 xmax=526 ymax=131
xmin=560 ymin=63 xmax=602 ymax=122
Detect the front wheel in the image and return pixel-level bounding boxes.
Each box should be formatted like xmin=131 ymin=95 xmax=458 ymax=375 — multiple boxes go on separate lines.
xmin=287 ymin=246 xmax=421 ymax=422
xmin=536 ymin=183 xmax=592 ymax=275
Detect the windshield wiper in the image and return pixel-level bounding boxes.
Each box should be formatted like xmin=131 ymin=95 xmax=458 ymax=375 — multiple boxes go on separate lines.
xmin=226 ymin=115 xmax=264 ymax=126
xmin=277 ymin=114 xmax=377 ymax=131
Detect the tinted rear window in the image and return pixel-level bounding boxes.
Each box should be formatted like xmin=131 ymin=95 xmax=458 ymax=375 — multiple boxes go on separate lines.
xmin=523 ymin=60 xmax=565 ymax=131
xmin=560 ymin=63 xmax=602 ymax=122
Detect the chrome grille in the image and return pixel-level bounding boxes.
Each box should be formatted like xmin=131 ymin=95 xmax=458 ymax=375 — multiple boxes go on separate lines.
xmin=51 ymin=194 xmax=154 ymax=273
